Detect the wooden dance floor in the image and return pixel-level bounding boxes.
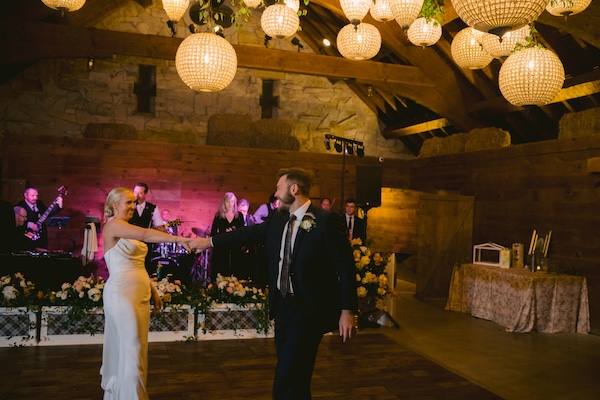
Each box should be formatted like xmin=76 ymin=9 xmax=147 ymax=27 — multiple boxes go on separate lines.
xmin=0 ymin=332 xmax=500 ymax=399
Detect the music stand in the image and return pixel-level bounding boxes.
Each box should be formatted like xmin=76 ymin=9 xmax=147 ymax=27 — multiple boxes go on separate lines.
xmin=49 ymin=216 xmax=70 ymax=250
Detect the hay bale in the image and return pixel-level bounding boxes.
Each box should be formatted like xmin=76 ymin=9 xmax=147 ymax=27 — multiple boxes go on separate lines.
xmin=249 ymin=119 xmax=299 ymax=150
xmin=558 ymin=108 xmax=600 ymax=139
xmin=206 ymin=114 xmax=253 ymax=147
xmin=419 ymin=135 xmax=464 ymax=158
xmin=463 ymin=127 xmax=511 ymax=152
xmin=83 ymin=123 xmax=137 ymax=140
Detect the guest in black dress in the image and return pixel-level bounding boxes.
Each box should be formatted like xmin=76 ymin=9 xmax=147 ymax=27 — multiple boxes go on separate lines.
xmin=209 ymin=192 xmax=245 ymax=281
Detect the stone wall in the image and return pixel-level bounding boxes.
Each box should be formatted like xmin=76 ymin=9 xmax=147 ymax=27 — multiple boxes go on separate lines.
xmin=0 ymin=1 xmax=413 ymax=160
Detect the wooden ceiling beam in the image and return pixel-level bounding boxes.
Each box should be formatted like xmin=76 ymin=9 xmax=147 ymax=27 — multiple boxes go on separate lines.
xmin=382 ymin=118 xmax=452 ymax=138
xmin=469 ymin=80 xmax=600 ymax=117
xmin=0 ymin=21 xmax=434 ymax=87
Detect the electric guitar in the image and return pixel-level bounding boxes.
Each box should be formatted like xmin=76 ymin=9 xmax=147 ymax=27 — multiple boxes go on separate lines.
xmin=158 ymin=219 xmax=181 ymax=231
xmin=29 ymin=185 xmax=68 ymax=241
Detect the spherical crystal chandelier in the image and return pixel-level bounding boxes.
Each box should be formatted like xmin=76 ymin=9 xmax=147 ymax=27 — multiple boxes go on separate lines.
xmin=407 ymin=17 xmax=442 ymax=48
xmin=451 ymin=27 xmax=493 ymax=70
xmin=243 ymin=0 xmax=262 ymax=8
xmin=369 ymin=0 xmax=396 ymax=23
xmin=391 ymin=0 xmax=425 ymax=30
xmin=481 ymin=25 xmax=530 ymax=59
xmin=450 ymin=0 xmax=547 ymax=38
xmin=546 ymin=0 xmax=592 ymax=19
xmin=162 ymin=0 xmax=189 ymax=21
xmin=175 ymin=32 xmax=238 ymax=92
xmin=41 ymin=0 xmax=86 ymax=13
xmin=285 ymin=0 xmax=300 ymax=13
xmin=340 ymin=0 xmax=373 ymax=26
xmin=499 ymin=46 xmax=565 ymax=107
xmin=337 ymin=23 xmax=382 ymax=61
xmin=261 ymin=3 xmax=300 ymax=39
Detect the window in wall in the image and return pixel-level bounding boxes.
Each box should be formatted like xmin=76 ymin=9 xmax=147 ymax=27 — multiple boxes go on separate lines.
xmin=134 ymin=65 xmax=156 ymax=115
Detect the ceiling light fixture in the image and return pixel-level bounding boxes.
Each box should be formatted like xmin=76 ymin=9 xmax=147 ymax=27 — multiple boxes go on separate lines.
xmin=175 ymin=32 xmax=238 ymax=92
xmin=391 ymin=0 xmax=425 ymax=31
xmin=261 ymin=3 xmax=300 ymax=39
xmin=450 ymin=0 xmax=548 ymax=38
xmin=546 ymin=0 xmax=592 ymax=19
xmin=498 ymin=46 xmax=565 ymax=107
xmin=41 ymin=0 xmax=86 ymax=16
xmin=451 ymin=27 xmax=493 ymax=70
xmin=340 ymin=0 xmax=373 ymax=26
xmin=337 ymin=23 xmax=381 ymax=61
xmin=407 ymin=17 xmax=443 ymax=48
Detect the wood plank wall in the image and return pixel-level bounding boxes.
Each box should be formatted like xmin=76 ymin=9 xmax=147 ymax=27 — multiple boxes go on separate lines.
xmin=0 ymin=134 xmax=407 ymax=256
xmin=404 ymin=134 xmax=600 ymax=333
xmin=2 ymin=133 xmax=598 ymax=332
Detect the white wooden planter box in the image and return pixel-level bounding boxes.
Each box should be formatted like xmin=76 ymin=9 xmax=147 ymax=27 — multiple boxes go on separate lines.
xmin=148 ymin=304 xmax=194 ymax=342
xmin=39 ymin=305 xmax=194 ymax=345
xmin=39 ymin=306 xmax=105 ymax=346
xmin=0 ymin=307 xmax=37 ymax=347
xmin=196 ymin=303 xmax=273 ymax=340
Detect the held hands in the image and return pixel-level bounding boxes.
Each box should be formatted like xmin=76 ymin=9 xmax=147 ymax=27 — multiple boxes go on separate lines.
xmin=178 ymin=238 xmax=194 ymax=252
xmin=190 ymin=237 xmax=212 ymax=253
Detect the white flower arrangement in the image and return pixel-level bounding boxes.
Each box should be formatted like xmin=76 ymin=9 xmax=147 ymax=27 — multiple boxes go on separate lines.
xmin=299 ymin=212 xmax=317 ymax=232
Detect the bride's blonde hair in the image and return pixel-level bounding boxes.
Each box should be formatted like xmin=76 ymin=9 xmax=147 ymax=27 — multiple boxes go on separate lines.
xmin=104 ymin=187 xmax=132 ymax=218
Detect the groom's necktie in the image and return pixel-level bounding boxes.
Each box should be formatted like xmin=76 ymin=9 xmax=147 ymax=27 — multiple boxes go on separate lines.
xmin=280 ymin=214 xmax=297 ymax=297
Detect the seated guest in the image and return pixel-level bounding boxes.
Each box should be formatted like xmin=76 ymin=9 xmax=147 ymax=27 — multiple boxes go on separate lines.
xmin=209 ymin=192 xmax=245 ymax=281
xmin=252 ymin=193 xmax=279 ymax=224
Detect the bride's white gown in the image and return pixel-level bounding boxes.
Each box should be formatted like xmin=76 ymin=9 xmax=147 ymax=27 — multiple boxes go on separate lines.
xmin=101 ymin=238 xmax=151 ymax=400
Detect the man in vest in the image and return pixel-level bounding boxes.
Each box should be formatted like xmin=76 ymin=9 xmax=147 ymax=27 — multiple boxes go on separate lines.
xmin=130 ymin=182 xmax=165 ymax=231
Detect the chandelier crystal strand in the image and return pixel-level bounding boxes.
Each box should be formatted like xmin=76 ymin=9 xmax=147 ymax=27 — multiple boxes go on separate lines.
xmin=175 ymin=32 xmax=238 ymax=92
xmin=450 ymin=0 xmax=547 ymax=38
xmin=162 ymin=0 xmax=190 ymax=22
xmin=261 ymin=3 xmax=300 ymax=39
xmin=481 ymin=25 xmax=530 ymax=59
xmin=391 ymin=0 xmax=425 ymax=30
xmin=337 ymin=22 xmax=382 ymax=61
xmin=41 ymin=0 xmax=86 ymax=12
xmin=407 ymin=17 xmax=442 ymax=48
xmin=546 ymin=0 xmax=592 ymax=18
xmin=369 ymin=0 xmax=396 ymax=23
xmin=340 ymin=0 xmax=373 ymax=26
xmin=498 ymin=46 xmax=565 ymax=107
xmin=451 ymin=27 xmax=493 ymax=70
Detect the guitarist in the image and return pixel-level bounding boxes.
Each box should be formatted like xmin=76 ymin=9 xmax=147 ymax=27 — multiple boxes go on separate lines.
xmin=16 ymin=186 xmax=63 ymax=250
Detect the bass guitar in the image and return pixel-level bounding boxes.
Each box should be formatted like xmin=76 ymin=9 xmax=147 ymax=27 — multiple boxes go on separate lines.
xmin=29 ymin=186 xmax=68 ymax=241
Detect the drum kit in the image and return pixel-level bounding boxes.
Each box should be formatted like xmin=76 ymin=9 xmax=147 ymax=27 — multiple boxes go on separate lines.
xmin=149 ymin=225 xmax=211 ymax=286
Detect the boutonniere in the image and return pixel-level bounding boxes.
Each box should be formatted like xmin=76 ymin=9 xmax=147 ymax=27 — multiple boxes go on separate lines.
xmin=299 ymin=213 xmax=317 ymax=232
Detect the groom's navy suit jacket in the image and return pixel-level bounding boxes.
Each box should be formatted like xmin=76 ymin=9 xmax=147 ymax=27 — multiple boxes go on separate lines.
xmin=212 ymin=204 xmax=357 ymax=333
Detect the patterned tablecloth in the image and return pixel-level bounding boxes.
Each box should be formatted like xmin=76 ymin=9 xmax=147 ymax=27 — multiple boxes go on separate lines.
xmin=446 ymin=263 xmax=590 ymax=333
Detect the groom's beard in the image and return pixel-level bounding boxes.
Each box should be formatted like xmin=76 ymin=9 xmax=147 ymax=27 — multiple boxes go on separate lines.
xmin=277 ymin=190 xmax=295 ymax=211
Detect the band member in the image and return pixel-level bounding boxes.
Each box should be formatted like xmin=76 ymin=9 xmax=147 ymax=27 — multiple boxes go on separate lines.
xmin=130 ymin=182 xmax=165 ymax=231
xmin=161 ymin=209 xmax=178 ymax=235
xmin=15 ymin=186 xmax=63 ymax=250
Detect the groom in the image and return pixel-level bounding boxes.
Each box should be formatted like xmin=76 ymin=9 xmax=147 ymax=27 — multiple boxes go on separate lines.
xmin=192 ymin=167 xmax=357 ymax=399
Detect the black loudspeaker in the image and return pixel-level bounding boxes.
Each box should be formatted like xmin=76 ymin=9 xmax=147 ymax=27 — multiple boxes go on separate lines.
xmin=355 ymin=165 xmax=382 ymax=207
